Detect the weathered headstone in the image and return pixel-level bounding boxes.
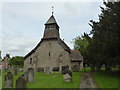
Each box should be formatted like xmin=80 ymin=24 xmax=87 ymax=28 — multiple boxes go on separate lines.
xmin=63 ymin=74 xmax=72 ymax=82
xmin=72 ymin=65 xmax=79 ymax=72
xmin=45 ymin=67 xmax=51 ymax=74
xmin=62 ymin=70 xmax=72 ymax=82
xmin=28 ymin=68 xmax=34 ymax=82
xmin=16 ymin=76 xmax=26 ymax=88
xmin=19 ymin=68 xmax=23 ymax=72
xmin=38 ymin=68 xmax=44 ymax=72
xmin=61 ymin=65 xmax=69 ymax=71
xmin=4 ymin=72 xmax=13 ymax=88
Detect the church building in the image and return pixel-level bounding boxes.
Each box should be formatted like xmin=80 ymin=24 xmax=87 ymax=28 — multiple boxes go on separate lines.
xmin=24 ymin=12 xmax=83 ymax=72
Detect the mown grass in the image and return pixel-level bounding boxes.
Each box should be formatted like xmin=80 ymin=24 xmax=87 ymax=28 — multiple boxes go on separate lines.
xmin=93 ymin=71 xmax=120 ymax=88
xmin=2 ymin=71 xmax=82 ymax=88
xmin=2 ymin=69 xmax=119 ymax=88
xmin=27 ymin=72 xmax=81 ymax=88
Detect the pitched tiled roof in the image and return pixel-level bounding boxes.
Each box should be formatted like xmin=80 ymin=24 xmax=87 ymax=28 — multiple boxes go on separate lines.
xmin=70 ymin=50 xmax=83 ymax=62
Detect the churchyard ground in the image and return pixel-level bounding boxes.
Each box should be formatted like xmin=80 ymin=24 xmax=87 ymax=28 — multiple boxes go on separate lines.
xmin=1 ymin=69 xmax=119 ymax=88
xmin=81 ymin=68 xmax=119 ymax=88
xmin=93 ymin=71 xmax=120 ymax=88
xmin=2 ymin=71 xmax=82 ymax=88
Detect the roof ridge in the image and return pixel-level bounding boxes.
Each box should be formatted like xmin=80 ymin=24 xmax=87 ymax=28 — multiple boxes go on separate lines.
xmin=45 ymin=15 xmax=57 ymax=25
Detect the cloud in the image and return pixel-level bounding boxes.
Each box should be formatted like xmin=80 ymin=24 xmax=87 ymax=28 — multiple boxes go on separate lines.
xmin=1 ymin=2 xmax=104 ymax=57
xmin=2 ymin=36 xmax=39 ymax=57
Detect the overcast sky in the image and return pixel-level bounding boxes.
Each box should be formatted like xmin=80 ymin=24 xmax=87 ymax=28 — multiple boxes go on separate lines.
xmin=0 ymin=1 xmax=105 ymax=57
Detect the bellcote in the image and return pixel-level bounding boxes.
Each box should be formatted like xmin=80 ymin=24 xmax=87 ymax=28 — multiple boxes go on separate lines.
xmin=43 ymin=15 xmax=60 ymax=39
xmin=44 ymin=15 xmax=59 ymax=30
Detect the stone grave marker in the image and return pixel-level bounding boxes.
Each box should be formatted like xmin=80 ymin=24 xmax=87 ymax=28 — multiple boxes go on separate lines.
xmin=45 ymin=67 xmax=51 ymax=74
xmin=28 ymin=68 xmax=34 ymax=82
xmin=4 ymin=72 xmax=13 ymax=88
xmin=62 ymin=70 xmax=72 ymax=82
xmin=72 ymin=65 xmax=79 ymax=72
xmin=61 ymin=65 xmax=69 ymax=71
xmin=38 ymin=68 xmax=44 ymax=72
xmin=16 ymin=76 xmax=26 ymax=88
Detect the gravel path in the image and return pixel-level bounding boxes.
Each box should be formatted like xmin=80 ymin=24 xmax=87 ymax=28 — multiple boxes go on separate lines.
xmin=79 ymin=72 xmax=98 ymax=90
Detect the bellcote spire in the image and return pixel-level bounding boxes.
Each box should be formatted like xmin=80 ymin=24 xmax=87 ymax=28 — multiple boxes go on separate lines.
xmin=44 ymin=6 xmax=59 ymax=26
xmin=52 ymin=6 xmax=54 ymax=15
xmin=43 ymin=8 xmax=60 ymax=39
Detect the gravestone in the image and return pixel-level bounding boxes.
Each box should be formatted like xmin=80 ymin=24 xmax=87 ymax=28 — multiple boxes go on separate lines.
xmin=19 ymin=68 xmax=23 ymax=72
xmin=16 ymin=76 xmax=26 ymax=88
xmin=38 ymin=68 xmax=44 ymax=72
xmin=61 ymin=65 xmax=69 ymax=71
xmin=28 ymin=68 xmax=34 ymax=82
xmin=63 ymin=74 xmax=72 ymax=82
xmin=72 ymin=65 xmax=79 ymax=72
xmin=62 ymin=70 xmax=72 ymax=82
xmin=45 ymin=67 xmax=51 ymax=74
xmin=22 ymin=72 xmax=28 ymax=81
xmin=4 ymin=72 xmax=13 ymax=88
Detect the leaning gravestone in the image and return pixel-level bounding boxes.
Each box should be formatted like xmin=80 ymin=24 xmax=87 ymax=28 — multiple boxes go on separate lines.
xmin=45 ymin=67 xmax=51 ymax=74
xmin=28 ymin=68 xmax=34 ymax=82
xmin=4 ymin=72 xmax=13 ymax=88
xmin=62 ymin=70 xmax=72 ymax=82
xmin=16 ymin=76 xmax=26 ymax=88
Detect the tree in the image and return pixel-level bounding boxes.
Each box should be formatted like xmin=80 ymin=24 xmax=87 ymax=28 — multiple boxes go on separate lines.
xmin=73 ymin=33 xmax=92 ymax=67
xmin=9 ymin=56 xmax=24 ymax=68
xmin=89 ymin=1 xmax=120 ymax=71
xmin=6 ymin=54 xmax=10 ymax=58
xmin=73 ymin=1 xmax=120 ymax=71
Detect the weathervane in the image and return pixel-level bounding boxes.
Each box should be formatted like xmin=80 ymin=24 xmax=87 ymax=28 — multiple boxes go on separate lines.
xmin=52 ymin=6 xmax=54 ymax=15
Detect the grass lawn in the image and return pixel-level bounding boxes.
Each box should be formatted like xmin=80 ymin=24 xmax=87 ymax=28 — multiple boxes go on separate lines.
xmin=27 ymin=72 xmax=81 ymax=88
xmin=2 ymin=71 xmax=82 ymax=88
xmin=93 ymin=71 xmax=120 ymax=88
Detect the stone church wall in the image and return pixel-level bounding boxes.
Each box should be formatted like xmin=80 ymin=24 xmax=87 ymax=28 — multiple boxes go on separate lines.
xmin=24 ymin=39 xmax=71 ymax=72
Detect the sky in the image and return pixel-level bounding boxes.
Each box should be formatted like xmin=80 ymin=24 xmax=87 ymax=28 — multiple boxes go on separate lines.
xmin=0 ymin=1 xmax=105 ymax=58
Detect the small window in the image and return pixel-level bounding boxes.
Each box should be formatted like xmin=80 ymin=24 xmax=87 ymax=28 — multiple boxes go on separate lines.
xmin=49 ymin=52 xmax=50 ymax=57
xmin=30 ymin=58 xmax=32 ymax=64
